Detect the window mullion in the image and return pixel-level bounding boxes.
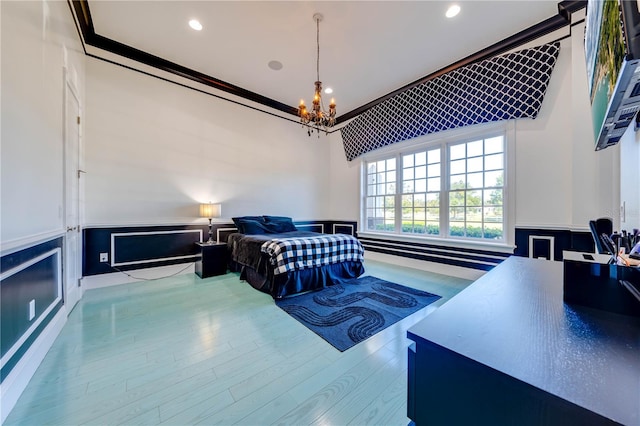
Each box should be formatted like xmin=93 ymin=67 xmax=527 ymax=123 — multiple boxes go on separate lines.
xmin=361 ymin=161 xmax=366 ymax=232
xmin=441 ymin=141 xmax=449 ymax=238
xmin=395 ymin=153 xmax=402 ymax=233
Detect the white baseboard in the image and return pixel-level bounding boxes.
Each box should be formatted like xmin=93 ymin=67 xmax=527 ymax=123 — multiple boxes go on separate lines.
xmin=0 ymin=307 xmax=67 ymax=424
xmin=81 ymin=262 xmax=196 ymax=290
xmin=364 ymin=251 xmax=485 ymax=281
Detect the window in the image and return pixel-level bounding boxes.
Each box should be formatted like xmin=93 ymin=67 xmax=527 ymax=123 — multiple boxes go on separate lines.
xmin=401 ymin=148 xmax=441 ymax=235
xmin=365 ymin=158 xmax=396 ymax=232
xmin=448 ymin=137 xmax=504 ymax=239
xmin=362 ymin=133 xmax=506 ymax=242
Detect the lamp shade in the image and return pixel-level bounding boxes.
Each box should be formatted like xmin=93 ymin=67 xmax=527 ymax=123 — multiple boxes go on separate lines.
xmin=200 ymin=203 xmax=221 ymax=219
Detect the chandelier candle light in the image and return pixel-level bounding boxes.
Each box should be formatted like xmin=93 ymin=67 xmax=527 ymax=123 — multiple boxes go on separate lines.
xmin=299 ymin=13 xmax=336 ymax=136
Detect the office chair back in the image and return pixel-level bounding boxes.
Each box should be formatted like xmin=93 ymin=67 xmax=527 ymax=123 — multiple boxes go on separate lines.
xmin=589 ymin=217 xmax=613 ymax=254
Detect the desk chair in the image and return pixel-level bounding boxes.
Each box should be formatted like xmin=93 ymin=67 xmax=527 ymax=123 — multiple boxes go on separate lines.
xmin=589 ymin=217 xmax=613 ymax=254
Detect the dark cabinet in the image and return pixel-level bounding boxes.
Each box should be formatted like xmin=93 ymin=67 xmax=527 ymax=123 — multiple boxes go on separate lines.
xmin=195 ymin=242 xmax=228 ymax=278
xmin=406 ymin=257 xmax=639 ymax=425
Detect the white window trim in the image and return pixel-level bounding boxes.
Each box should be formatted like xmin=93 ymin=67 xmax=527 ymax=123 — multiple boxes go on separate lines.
xmin=360 ymin=121 xmax=516 ymax=249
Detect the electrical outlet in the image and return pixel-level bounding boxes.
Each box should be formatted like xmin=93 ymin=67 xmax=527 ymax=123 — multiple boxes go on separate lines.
xmin=29 ymin=299 xmax=35 ymax=321
xmin=100 ymin=252 xmax=108 ymax=263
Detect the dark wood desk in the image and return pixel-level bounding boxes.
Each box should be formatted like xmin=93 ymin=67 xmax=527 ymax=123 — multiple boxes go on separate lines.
xmin=407 ymin=257 xmax=640 ymax=425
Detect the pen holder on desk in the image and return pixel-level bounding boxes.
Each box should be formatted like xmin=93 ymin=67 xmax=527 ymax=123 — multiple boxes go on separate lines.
xmin=563 ymin=258 xmax=640 ymax=318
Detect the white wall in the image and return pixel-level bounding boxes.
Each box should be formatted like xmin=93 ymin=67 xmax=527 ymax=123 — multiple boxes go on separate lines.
xmin=620 ymin=126 xmax=640 ymax=232
xmin=1 ymin=0 xmax=85 ymax=422
xmin=1 ymin=0 xmax=85 ymax=247
xmin=328 ymin=129 xmax=360 ymax=221
xmin=328 ymin=23 xmax=620 ymax=235
xmin=569 ymin=21 xmax=619 ymax=229
xmin=513 ymin=26 xmax=618 ymax=230
xmin=85 ymin=58 xmax=331 ymax=226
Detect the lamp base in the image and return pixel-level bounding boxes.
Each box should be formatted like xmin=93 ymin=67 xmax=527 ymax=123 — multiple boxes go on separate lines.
xmin=206 ymin=219 xmax=215 ymax=244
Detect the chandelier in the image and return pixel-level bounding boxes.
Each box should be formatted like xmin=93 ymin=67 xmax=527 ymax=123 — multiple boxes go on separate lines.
xmin=298 ymin=13 xmax=336 ymax=136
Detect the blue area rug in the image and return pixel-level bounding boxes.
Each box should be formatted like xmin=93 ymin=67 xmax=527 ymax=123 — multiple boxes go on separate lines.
xmin=275 ymin=276 xmax=441 ymax=351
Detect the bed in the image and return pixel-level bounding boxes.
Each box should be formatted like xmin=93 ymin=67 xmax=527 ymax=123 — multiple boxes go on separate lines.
xmin=227 ymin=216 xmax=365 ymax=298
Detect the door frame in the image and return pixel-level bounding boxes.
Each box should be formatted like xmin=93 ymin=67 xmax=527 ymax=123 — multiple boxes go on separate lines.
xmin=63 ymin=67 xmax=84 ymax=312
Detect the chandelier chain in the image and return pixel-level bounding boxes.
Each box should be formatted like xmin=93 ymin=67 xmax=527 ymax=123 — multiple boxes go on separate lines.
xmin=316 ymin=16 xmax=320 ymax=82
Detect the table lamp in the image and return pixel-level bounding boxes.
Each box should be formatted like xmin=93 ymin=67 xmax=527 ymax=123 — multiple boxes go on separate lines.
xmin=200 ymin=202 xmax=221 ymax=243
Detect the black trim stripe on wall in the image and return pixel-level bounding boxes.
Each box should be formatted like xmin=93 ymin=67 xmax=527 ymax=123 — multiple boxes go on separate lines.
xmin=83 ymin=220 xmax=358 ymax=276
xmin=361 ymin=226 xmax=595 ymax=270
xmin=68 ymin=0 xmax=585 ymax=126
xmin=83 ymin=222 xmax=595 ymax=275
xmin=359 ymin=236 xmax=511 ymax=271
xmin=0 ymin=238 xmax=64 ymax=383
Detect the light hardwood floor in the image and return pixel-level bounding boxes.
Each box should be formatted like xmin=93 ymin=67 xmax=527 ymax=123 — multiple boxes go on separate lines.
xmin=5 ymin=259 xmax=472 ymax=425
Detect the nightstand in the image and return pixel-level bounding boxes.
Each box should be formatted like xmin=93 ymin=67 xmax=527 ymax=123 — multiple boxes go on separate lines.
xmin=195 ymin=242 xmax=228 ymax=278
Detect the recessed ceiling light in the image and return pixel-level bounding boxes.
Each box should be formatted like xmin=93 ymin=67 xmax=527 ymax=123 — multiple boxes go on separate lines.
xmin=324 ymin=87 xmax=333 ymax=94
xmin=268 ymin=60 xmax=283 ymax=71
xmin=189 ymin=19 xmax=203 ymax=31
xmin=446 ymin=4 xmax=460 ymax=18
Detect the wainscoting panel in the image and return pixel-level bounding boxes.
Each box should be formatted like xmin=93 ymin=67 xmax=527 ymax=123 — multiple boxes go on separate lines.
xmin=514 ymin=228 xmax=594 ymax=261
xmin=0 ymin=237 xmax=63 ymax=382
xmin=111 ymin=230 xmax=202 ymax=267
xmin=295 ymin=221 xmax=359 ymax=236
xmin=84 ymin=225 xmax=209 ymax=276
xmin=295 ymin=223 xmax=325 ymax=233
xmin=216 ymin=227 xmax=239 ymax=245
xmin=333 ymin=223 xmax=356 ymax=235
xmin=529 ymin=235 xmax=554 ymax=260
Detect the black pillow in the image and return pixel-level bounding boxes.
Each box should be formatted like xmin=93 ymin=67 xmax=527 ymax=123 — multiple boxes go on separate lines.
xmin=263 ymin=216 xmax=298 ymax=233
xmin=232 ymin=216 xmax=265 ymax=233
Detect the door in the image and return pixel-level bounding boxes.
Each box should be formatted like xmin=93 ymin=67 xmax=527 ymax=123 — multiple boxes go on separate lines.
xmin=64 ymin=77 xmax=82 ymax=312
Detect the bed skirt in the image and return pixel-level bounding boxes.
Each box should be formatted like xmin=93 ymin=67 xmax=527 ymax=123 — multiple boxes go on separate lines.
xmin=230 ymin=260 xmax=365 ymax=299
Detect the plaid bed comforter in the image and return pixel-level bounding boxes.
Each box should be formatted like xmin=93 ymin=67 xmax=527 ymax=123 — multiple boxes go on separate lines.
xmin=261 ymin=234 xmax=364 ymax=275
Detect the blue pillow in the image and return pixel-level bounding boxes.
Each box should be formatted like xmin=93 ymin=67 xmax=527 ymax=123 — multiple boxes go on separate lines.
xmin=232 ymin=216 xmax=265 ymax=233
xmin=240 ymin=219 xmax=273 ymax=235
xmin=263 ymin=216 xmax=297 ymax=233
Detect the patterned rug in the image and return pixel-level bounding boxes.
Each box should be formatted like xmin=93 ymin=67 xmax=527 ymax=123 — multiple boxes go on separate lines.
xmin=275 ymin=276 xmax=441 ymax=351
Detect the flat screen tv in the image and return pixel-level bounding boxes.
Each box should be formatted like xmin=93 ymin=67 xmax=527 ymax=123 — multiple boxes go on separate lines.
xmin=586 ymin=0 xmax=640 ymax=150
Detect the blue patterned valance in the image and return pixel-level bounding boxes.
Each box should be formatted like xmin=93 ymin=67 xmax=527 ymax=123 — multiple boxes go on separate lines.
xmin=340 ymin=42 xmax=560 ymax=161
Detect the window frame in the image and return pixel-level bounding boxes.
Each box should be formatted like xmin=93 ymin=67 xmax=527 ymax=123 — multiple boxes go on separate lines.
xmin=398 ymin=146 xmax=443 ymax=236
xmin=359 ymin=122 xmax=515 ymax=250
